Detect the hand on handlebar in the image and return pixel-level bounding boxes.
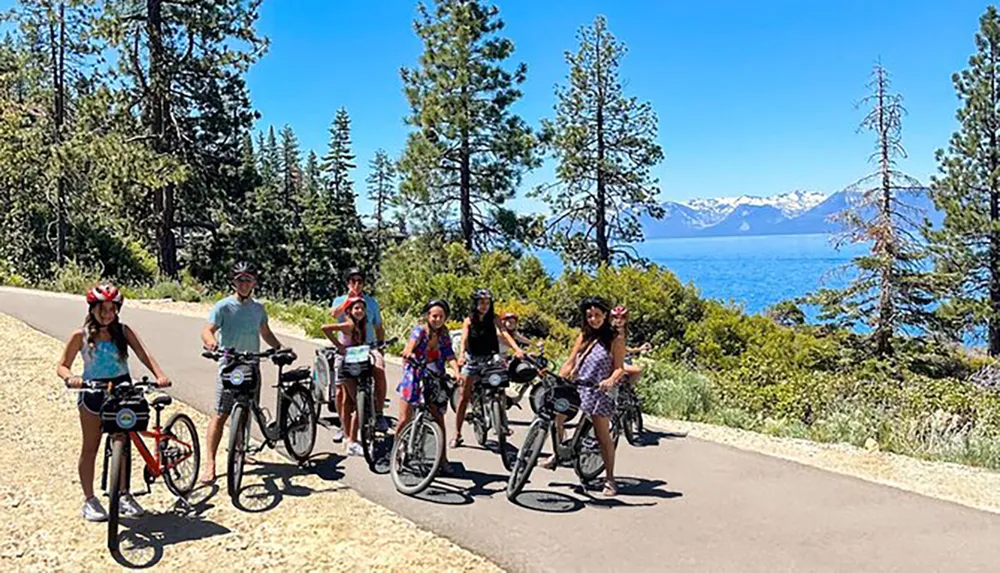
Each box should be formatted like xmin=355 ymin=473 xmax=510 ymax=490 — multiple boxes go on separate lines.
xmin=203 ymin=341 xmax=219 ymax=352
xmin=156 ymin=375 xmax=171 ymax=388
xmin=64 ymin=376 xmax=83 ymax=389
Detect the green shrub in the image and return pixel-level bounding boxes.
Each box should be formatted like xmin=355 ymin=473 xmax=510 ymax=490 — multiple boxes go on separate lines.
xmin=46 ymin=259 xmax=104 ymax=295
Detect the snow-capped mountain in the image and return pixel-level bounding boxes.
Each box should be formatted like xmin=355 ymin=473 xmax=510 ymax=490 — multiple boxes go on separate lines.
xmin=641 ymin=189 xmax=943 ymax=239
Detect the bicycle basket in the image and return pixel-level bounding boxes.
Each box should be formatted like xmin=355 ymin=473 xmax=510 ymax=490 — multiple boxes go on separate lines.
xmin=100 ymin=392 xmax=150 ymax=433
xmin=221 ymin=361 xmax=259 ymax=392
xmin=545 ymin=384 xmax=581 ymax=418
xmin=424 ymin=374 xmax=451 ymax=408
xmin=508 ymin=358 xmax=538 ymax=384
xmin=313 ymin=349 xmax=335 ymax=404
xmin=480 ymin=364 xmax=510 ymax=389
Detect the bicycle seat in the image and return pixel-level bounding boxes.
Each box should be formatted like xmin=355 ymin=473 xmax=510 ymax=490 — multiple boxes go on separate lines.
xmin=281 ymin=366 xmax=311 ymax=383
xmin=151 ymin=394 xmax=173 ymax=409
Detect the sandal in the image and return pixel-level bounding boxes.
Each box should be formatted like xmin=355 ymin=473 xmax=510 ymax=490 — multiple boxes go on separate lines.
xmin=536 ymin=455 xmax=558 ymax=471
xmin=450 ymin=436 xmax=464 ymax=449
xmin=601 ymin=479 xmax=618 ymax=498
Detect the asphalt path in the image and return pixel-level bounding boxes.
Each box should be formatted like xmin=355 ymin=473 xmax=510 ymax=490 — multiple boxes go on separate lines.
xmin=4 ymin=287 xmax=1000 ymax=572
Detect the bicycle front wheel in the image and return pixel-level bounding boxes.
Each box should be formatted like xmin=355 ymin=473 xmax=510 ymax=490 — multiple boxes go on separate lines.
xmin=106 ymin=437 xmax=125 ymax=554
xmin=390 ymin=416 xmax=443 ymax=496
xmin=280 ymin=385 xmax=317 ymax=462
xmin=493 ymin=397 xmax=512 ymax=471
xmin=162 ymin=413 xmax=201 ymax=496
xmin=506 ymin=417 xmax=548 ymax=501
xmin=572 ymin=417 xmax=606 ymax=482
xmin=356 ymin=385 xmax=376 ymax=469
xmin=227 ymin=404 xmax=249 ymax=500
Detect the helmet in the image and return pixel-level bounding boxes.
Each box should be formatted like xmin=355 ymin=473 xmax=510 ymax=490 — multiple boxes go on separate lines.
xmin=345 ymin=296 xmax=367 ymax=310
xmin=611 ymin=305 xmax=629 ymax=318
xmin=345 ymin=267 xmax=365 ymax=282
xmin=231 ymin=261 xmax=257 ymax=281
xmin=502 ymin=312 xmax=519 ymax=321
xmin=579 ymin=297 xmax=610 ymax=314
xmin=472 ymin=288 xmax=493 ymax=302
xmin=87 ymin=285 xmax=123 ymax=306
xmin=422 ymin=298 xmax=450 ymax=316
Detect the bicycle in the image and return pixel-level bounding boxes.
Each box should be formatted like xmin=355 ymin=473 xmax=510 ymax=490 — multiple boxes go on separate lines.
xmin=338 ymin=337 xmax=397 ymax=471
xmin=201 ymin=347 xmax=316 ymax=502
xmin=461 ymin=354 xmax=515 ymax=470
xmin=389 ymin=357 xmax=453 ymax=496
xmin=505 ymin=361 xmax=621 ymax=500
xmin=69 ymin=376 xmax=200 ymax=555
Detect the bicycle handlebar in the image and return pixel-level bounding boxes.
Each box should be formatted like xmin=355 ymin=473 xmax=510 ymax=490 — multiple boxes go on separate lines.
xmin=201 ymin=346 xmax=296 ymax=362
xmin=63 ymin=376 xmax=168 ymax=392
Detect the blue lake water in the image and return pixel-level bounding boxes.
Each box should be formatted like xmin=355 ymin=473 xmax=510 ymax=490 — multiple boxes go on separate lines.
xmin=535 ymin=234 xmax=869 ymax=316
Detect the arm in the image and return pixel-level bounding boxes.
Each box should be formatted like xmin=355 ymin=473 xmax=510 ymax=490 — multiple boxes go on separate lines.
xmin=124 ymin=325 xmax=169 ymax=386
xmin=376 ymin=324 xmax=386 ymax=344
xmin=558 ymin=334 xmax=584 ymax=379
xmin=401 ymin=326 xmax=422 ymax=361
xmin=457 ymin=318 xmax=470 ymax=366
xmin=446 ymin=357 xmax=462 ymax=381
xmin=497 ymin=318 xmax=524 ymax=359
xmin=201 ymin=323 xmax=219 ymax=351
xmin=600 ymin=336 xmax=627 ymax=391
xmin=57 ymin=331 xmax=84 ymax=387
xmin=260 ymin=321 xmax=282 ymax=350
xmin=319 ymin=321 xmax=351 ymax=352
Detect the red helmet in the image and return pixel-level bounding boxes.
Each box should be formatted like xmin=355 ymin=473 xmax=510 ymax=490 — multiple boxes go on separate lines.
xmin=502 ymin=312 xmax=518 ymax=321
xmin=87 ymin=285 xmax=123 ymax=306
xmin=611 ymin=305 xmax=629 ymax=318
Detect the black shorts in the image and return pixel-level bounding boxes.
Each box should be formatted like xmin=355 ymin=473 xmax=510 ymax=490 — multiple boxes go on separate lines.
xmin=77 ymin=374 xmax=131 ymax=416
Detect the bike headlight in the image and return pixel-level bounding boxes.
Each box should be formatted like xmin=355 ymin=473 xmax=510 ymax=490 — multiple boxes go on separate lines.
xmin=231 ymin=370 xmax=244 ymax=386
xmin=488 ymin=373 xmax=503 ymax=387
xmin=116 ymin=408 xmax=137 ymax=429
xmin=554 ymin=398 xmax=570 ymax=413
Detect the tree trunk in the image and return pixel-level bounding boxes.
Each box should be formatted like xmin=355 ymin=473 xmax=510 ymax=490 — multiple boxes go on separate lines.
xmin=51 ymin=3 xmax=67 ymax=266
xmin=875 ymin=66 xmax=894 ymax=357
xmin=460 ymin=129 xmax=473 ymax=251
xmin=146 ymin=0 xmax=178 ymax=277
xmin=594 ymin=24 xmax=609 ymax=266
xmin=991 ymin=181 xmax=1000 ymax=356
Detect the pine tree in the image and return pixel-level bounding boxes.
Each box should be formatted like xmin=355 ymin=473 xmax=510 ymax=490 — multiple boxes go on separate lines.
xmin=802 ymin=62 xmax=933 ymax=356
xmin=279 ymin=125 xmax=302 ymax=209
xmin=531 ymin=15 xmax=664 ymax=268
xmin=366 ymin=148 xmax=397 ymax=257
xmin=398 ymin=0 xmax=538 ymax=251
xmin=927 ymin=6 xmax=1000 ymax=355
xmin=317 ymin=108 xmax=363 ymax=279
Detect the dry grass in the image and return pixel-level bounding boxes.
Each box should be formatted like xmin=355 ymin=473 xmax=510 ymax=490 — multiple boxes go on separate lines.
xmin=0 ymin=312 xmax=501 ymax=572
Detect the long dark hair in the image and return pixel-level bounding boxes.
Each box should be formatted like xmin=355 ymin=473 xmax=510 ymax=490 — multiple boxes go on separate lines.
xmin=347 ymin=302 xmax=368 ymax=346
xmin=581 ymin=302 xmax=616 ymax=350
xmin=470 ymin=295 xmax=495 ymax=326
xmin=84 ymin=306 xmax=128 ymax=360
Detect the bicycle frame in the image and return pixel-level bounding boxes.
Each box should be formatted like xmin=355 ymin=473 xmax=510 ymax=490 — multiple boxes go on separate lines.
xmin=101 ymin=416 xmax=196 ymax=494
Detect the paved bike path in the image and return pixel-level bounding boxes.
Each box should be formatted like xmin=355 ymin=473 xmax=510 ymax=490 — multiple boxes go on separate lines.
xmin=4 ymin=287 xmax=1000 ymax=572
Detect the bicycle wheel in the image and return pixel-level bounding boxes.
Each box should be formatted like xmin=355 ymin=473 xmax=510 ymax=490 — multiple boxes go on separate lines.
xmin=623 ymin=409 xmax=640 ymax=446
xmin=390 ymin=415 xmax=443 ymax=495
xmin=493 ymin=397 xmax=512 ymax=471
xmin=356 ymin=384 xmax=376 ymax=469
xmin=572 ymin=417 xmax=607 ymax=482
xmin=106 ymin=437 xmax=125 ymax=554
xmin=506 ymin=417 xmax=549 ymax=501
xmin=227 ymin=404 xmax=249 ymax=500
xmin=529 ymin=383 xmax=545 ymax=416
xmin=162 ymin=413 xmax=201 ymax=496
xmin=280 ymin=385 xmax=317 ymax=462
xmin=471 ymin=394 xmax=488 ymax=447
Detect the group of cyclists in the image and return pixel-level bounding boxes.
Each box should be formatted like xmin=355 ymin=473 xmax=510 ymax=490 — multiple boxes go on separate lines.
xmin=58 ymin=260 xmax=648 ymax=522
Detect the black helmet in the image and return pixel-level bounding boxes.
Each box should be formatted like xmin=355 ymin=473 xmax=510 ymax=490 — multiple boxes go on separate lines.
xmin=472 ymin=288 xmax=493 ymax=303
xmin=232 ymin=261 xmax=257 ymax=280
xmin=422 ymin=298 xmax=450 ymax=317
xmin=345 ymin=267 xmax=365 ymax=282
xmin=579 ymin=296 xmax=610 ymax=314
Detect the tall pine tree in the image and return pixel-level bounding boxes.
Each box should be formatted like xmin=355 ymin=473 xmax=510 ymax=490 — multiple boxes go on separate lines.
xmin=367 ymin=148 xmax=397 ymax=258
xmin=803 ymin=62 xmax=933 ymax=357
xmin=927 ymin=6 xmax=1000 ymax=355
xmin=398 ymin=0 xmax=538 ymax=251
xmin=532 ymin=15 xmax=664 ymax=268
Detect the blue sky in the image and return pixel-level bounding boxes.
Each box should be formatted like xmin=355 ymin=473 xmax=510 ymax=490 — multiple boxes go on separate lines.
xmin=246 ymin=0 xmax=991 ymax=214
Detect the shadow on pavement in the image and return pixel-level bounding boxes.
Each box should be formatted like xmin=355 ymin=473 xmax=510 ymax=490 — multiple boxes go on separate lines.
xmin=510 ymin=489 xmax=586 ymax=514
xmin=448 ymin=464 xmax=508 ymax=499
xmin=549 ymin=476 xmax=682 ymax=509
xmin=112 ymin=492 xmax=230 ymax=568
xmin=414 ymin=481 xmax=474 ymax=506
xmin=231 ymin=458 xmax=347 ymax=512
xmin=632 ymin=429 xmax=686 ymax=447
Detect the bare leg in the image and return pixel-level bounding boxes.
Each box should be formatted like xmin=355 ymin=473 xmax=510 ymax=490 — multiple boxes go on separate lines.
xmin=79 ymin=409 xmax=103 ymax=499
xmin=454 ymin=375 xmax=475 ymax=444
xmin=342 ymin=378 xmax=359 ymax=442
xmin=539 ymin=413 xmax=567 ymax=469
xmin=201 ymin=413 xmax=229 ymax=483
xmin=592 ymin=414 xmax=617 ymax=494
xmin=374 ymin=364 xmax=387 ymax=416
xmin=430 ymin=404 xmax=451 ymax=470
xmin=334 ymin=383 xmax=347 ymax=437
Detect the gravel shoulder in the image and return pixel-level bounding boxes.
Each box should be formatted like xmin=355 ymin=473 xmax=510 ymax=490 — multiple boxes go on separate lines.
xmin=0 ymin=312 xmax=501 ymax=571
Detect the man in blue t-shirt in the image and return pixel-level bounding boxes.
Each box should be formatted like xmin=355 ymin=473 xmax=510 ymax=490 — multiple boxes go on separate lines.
xmin=198 ymin=261 xmax=284 ymax=484
xmin=328 ymin=267 xmax=388 ymax=440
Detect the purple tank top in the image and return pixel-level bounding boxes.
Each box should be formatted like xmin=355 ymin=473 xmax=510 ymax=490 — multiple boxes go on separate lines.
xmin=575 ymin=341 xmax=612 ymax=387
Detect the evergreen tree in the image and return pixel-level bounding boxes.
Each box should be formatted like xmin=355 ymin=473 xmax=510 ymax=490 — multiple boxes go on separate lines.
xmin=803 ymin=62 xmax=933 ymax=356
xmin=927 ymin=6 xmax=1000 ymax=355
xmin=398 ymin=0 xmax=538 ymax=251
xmin=531 ymin=15 xmax=664 ymax=268
xmin=366 ymin=148 xmax=397 ymax=257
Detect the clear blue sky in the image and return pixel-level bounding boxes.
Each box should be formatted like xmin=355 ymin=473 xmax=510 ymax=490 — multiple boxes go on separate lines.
xmin=247 ymin=0 xmax=990 ymax=214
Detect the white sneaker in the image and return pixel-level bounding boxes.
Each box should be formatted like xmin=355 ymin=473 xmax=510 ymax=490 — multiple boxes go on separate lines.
xmin=346 ymin=441 xmax=364 ymax=457
xmin=332 ymin=427 xmax=345 ymax=443
xmin=82 ymin=497 xmax=108 ymax=522
xmin=119 ymin=493 xmax=146 ymax=517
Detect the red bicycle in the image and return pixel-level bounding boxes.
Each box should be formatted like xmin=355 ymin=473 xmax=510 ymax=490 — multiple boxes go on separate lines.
xmin=71 ymin=377 xmax=200 ymax=556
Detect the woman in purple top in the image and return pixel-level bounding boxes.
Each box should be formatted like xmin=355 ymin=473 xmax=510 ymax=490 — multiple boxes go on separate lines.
xmin=541 ymin=297 xmax=625 ymax=497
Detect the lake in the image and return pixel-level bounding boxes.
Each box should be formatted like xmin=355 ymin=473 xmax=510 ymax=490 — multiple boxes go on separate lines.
xmin=535 ymin=234 xmax=868 ymax=316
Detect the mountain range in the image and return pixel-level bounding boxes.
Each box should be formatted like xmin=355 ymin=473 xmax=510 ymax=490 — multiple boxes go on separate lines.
xmin=641 ymin=189 xmax=945 ymax=239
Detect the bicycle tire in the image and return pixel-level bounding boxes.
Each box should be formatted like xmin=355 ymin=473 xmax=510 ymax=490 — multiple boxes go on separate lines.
xmin=356 ymin=384 xmax=375 ymax=468
xmin=227 ymin=404 xmax=249 ymax=500
xmin=107 ymin=437 xmax=125 ymax=554
xmin=472 ymin=394 xmax=488 ymax=447
xmin=280 ymin=385 xmax=317 ymax=462
xmin=506 ymin=417 xmax=548 ymax=500
xmin=573 ymin=417 xmax=606 ymax=482
xmin=390 ymin=417 xmax=443 ymax=496
xmin=162 ymin=413 xmax=201 ymax=496
xmin=623 ymin=409 xmax=639 ymax=446
xmin=493 ymin=397 xmax=512 ymax=471
xmin=529 ymin=383 xmax=545 ymax=416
